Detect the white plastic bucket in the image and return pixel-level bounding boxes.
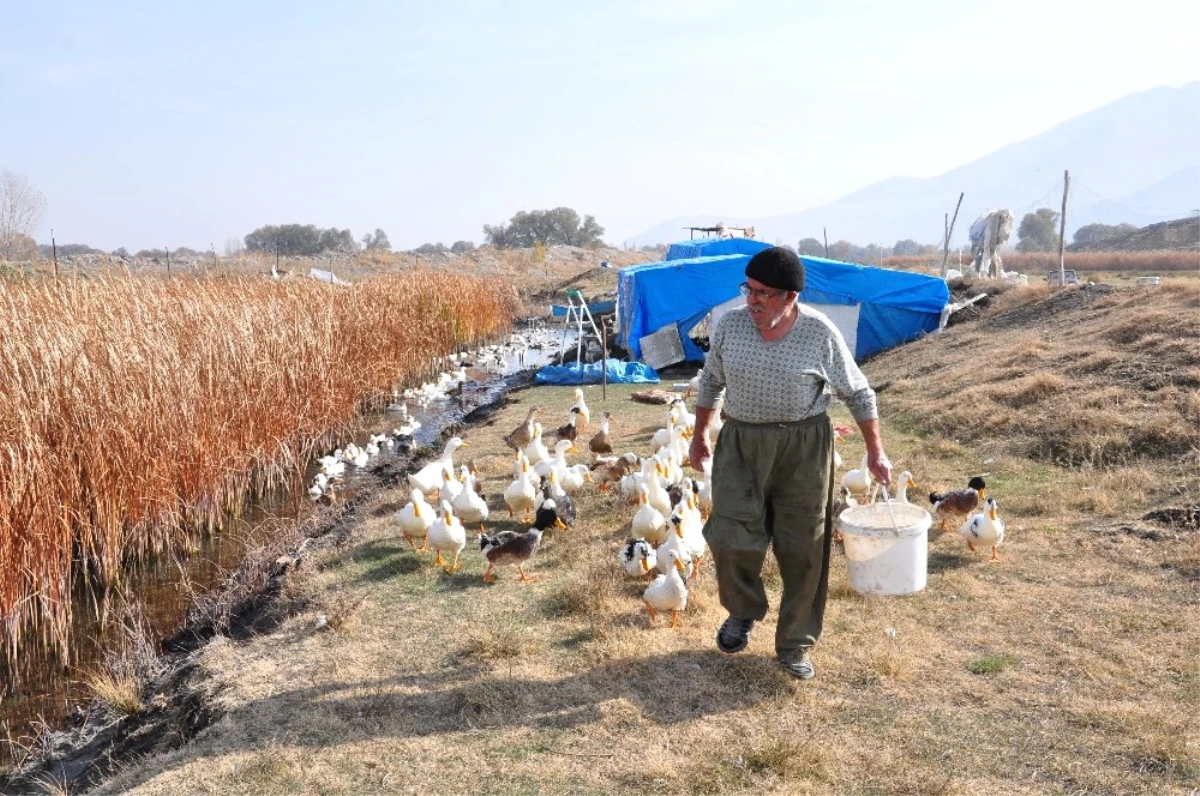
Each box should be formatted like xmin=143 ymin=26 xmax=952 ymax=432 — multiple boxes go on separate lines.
xmin=837 ymin=502 xmax=932 ymax=595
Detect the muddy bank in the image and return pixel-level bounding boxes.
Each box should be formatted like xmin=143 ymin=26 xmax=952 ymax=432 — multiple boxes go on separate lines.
xmin=0 ymin=371 xmax=538 ymax=795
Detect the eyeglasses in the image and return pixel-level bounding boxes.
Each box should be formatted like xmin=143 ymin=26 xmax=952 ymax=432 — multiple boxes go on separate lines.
xmin=739 ymin=282 xmax=785 ymax=300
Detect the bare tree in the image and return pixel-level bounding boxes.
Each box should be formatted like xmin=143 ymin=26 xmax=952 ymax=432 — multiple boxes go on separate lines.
xmin=0 ymin=171 xmax=48 ymax=261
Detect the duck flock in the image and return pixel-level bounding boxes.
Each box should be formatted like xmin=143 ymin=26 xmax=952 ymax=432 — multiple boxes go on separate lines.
xmin=305 ymin=325 xmax=563 ymax=503
xmin=390 ymin=385 xmax=714 ymax=628
xmin=313 ymin=350 xmax=1008 ymax=630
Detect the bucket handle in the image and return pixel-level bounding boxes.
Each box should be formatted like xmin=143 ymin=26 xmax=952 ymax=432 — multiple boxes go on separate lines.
xmin=882 ymin=495 xmax=903 ymax=537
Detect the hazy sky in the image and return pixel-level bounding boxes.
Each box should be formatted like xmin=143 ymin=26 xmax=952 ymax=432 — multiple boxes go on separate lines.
xmin=2 ymin=0 xmax=1197 ymax=251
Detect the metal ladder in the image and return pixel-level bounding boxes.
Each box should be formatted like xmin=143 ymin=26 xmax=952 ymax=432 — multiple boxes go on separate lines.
xmin=558 ymin=289 xmax=603 ymax=367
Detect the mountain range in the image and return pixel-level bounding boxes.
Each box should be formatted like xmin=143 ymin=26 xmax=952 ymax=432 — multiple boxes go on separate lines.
xmin=631 ymin=82 xmax=1199 ymax=249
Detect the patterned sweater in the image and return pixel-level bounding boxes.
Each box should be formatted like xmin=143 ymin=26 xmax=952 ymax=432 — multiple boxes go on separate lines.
xmin=696 ymin=303 xmax=877 ymax=424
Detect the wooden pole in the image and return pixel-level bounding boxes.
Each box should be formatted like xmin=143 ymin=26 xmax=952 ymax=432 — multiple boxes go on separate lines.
xmin=601 ymin=319 xmax=608 ymax=403
xmin=941 ymin=192 xmax=964 ymax=277
xmin=166 ymin=246 xmax=171 ymax=276
xmin=1057 ymin=170 xmax=1070 ymax=285
xmin=51 ymin=228 xmax=58 ymax=282
xmin=822 ymin=227 xmax=828 ymax=258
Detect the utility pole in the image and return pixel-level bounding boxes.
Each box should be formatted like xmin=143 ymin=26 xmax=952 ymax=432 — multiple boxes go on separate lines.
xmin=166 ymin=247 xmax=171 ymax=276
xmin=822 ymin=227 xmax=828 ymax=258
xmin=51 ymin=228 xmax=59 ymax=282
xmin=941 ymin=192 xmax=964 ymax=277
xmin=1057 ymin=170 xmax=1070 ymax=285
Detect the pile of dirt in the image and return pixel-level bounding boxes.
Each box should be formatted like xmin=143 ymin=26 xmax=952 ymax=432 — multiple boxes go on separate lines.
xmin=1071 ymin=216 xmax=1200 ymax=252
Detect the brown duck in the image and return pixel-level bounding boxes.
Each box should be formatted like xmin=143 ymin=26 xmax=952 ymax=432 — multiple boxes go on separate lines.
xmin=588 ymin=411 xmax=614 ymax=457
xmin=929 ymin=476 xmax=987 ymax=531
xmin=503 ymin=406 xmax=540 ymax=451
xmin=480 ymin=501 xmax=557 ymax=583
xmin=555 ymin=407 xmax=581 ymax=452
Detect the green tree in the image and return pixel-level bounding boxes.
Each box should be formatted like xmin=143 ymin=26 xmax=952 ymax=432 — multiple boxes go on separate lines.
xmin=450 ymin=240 xmax=475 ymax=254
xmin=893 ymin=239 xmax=922 ymax=255
xmin=1016 ymin=208 xmax=1061 ymax=252
xmin=244 ymin=224 xmax=358 ymax=256
xmin=362 ymin=228 xmax=391 ymax=250
xmin=1072 ymin=222 xmax=1136 ymax=247
xmin=483 ymin=207 xmax=605 ymax=248
xmin=411 ymin=242 xmax=448 ymax=255
xmin=797 ymin=238 xmax=825 ymax=256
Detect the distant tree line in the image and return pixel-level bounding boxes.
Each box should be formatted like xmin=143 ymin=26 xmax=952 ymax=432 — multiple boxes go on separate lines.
xmin=796 ymin=237 xmax=941 ymax=262
xmin=408 ymin=241 xmax=476 ymax=255
xmin=244 ymin=224 xmax=360 ymax=256
xmin=483 ymin=207 xmax=605 ymax=249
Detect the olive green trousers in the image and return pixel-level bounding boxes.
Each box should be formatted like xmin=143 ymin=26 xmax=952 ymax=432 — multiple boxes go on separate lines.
xmin=702 ymin=414 xmax=834 ymax=662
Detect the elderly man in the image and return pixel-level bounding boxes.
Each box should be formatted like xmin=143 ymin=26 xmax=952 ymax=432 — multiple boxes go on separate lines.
xmin=689 ymin=246 xmax=892 ymax=680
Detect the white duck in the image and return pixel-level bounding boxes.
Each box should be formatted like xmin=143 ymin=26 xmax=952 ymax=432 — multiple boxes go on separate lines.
xmin=644 ymin=462 xmax=674 ymax=522
xmin=398 ymin=489 xmax=434 ymax=550
xmin=679 ymin=493 xmax=707 ymax=579
xmin=657 ymin=514 xmax=693 ymax=577
xmin=439 ymin=468 xmax=464 ymax=506
xmin=643 ymin=549 xmax=689 ymax=628
xmin=632 ymin=484 xmax=668 ymax=546
xmin=407 ymin=436 xmax=467 ymax=496
xmin=560 ymin=463 xmax=592 ymax=495
xmin=427 ymin=500 xmax=467 ymax=572
xmin=619 ymin=538 xmax=657 ymax=579
xmin=959 ymin=497 xmax=1006 ymax=561
xmin=891 ymin=471 xmax=917 ymax=504
xmin=570 ymin=387 xmax=591 ymax=432
xmin=534 ymin=439 xmax=573 ymax=481
xmin=523 ymin=422 xmax=550 ymax=467
xmin=452 ymin=465 xmax=489 ymax=532
xmin=695 ymin=459 xmax=713 ymax=520
xmin=503 ymin=457 xmax=538 ymax=523
xmin=840 ymin=453 xmax=873 ymax=502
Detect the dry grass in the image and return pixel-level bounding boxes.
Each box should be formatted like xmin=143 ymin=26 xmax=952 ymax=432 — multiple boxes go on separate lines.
xmin=82 ymin=669 xmax=144 ymax=716
xmin=0 ymin=271 xmax=517 ymax=670
xmin=883 ymin=250 xmax=1200 ymax=275
xmin=89 ymin=278 xmax=1200 ymax=796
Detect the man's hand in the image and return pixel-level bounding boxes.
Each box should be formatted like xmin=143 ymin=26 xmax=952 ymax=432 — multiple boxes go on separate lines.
xmin=868 ymin=450 xmax=892 ymax=488
xmin=689 ymin=435 xmax=712 ymax=473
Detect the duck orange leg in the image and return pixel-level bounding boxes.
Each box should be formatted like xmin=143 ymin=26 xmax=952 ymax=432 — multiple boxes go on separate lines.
xmin=483 ymin=562 xmax=496 ymax=583
xmin=447 ymin=551 xmax=461 ymax=573
xmin=643 ymin=600 xmax=658 ymax=623
xmin=989 ymin=546 xmax=1001 ymax=562
xmin=669 ymin=609 xmax=680 ymax=629
xmin=966 ymin=540 xmax=977 ymax=553
xmin=517 ymin=564 xmax=537 ymax=583
xmin=402 ymin=533 xmax=416 ymax=549
xmin=434 ymin=550 xmax=445 ymax=567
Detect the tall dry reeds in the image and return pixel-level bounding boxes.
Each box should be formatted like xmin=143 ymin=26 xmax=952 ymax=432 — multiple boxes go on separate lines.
xmin=0 ymin=271 xmax=518 ymax=666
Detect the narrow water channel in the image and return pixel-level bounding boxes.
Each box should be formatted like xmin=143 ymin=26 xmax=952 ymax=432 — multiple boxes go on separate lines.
xmin=0 ymin=319 xmax=582 ymax=763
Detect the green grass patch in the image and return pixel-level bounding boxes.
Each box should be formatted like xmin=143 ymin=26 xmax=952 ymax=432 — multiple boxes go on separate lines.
xmin=965 ymin=654 xmax=1020 ymax=675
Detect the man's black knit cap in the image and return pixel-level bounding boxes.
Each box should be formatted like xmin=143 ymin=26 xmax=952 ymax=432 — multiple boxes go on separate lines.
xmin=745 ymin=246 xmax=805 ymax=292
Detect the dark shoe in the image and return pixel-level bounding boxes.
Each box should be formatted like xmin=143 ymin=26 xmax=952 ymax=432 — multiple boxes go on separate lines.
xmin=779 ymin=651 xmax=815 ymax=680
xmin=716 ymin=616 xmax=755 ymax=653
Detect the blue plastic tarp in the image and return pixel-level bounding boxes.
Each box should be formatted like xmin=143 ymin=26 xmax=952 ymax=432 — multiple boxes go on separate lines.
xmin=666 ymin=238 xmax=772 ymax=261
xmin=617 ymin=253 xmax=949 ymax=361
xmin=535 ymin=358 xmax=660 ymax=385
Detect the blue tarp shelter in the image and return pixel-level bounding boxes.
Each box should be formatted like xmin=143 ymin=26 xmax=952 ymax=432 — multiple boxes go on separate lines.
xmin=535 ymin=358 xmax=659 ymax=385
xmin=618 ymin=246 xmax=950 ymax=362
xmin=666 ymin=238 xmax=772 ymax=261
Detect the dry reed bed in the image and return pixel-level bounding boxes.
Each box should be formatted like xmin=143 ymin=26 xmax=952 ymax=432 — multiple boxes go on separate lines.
xmin=0 ymin=272 xmax=518 ymax=666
